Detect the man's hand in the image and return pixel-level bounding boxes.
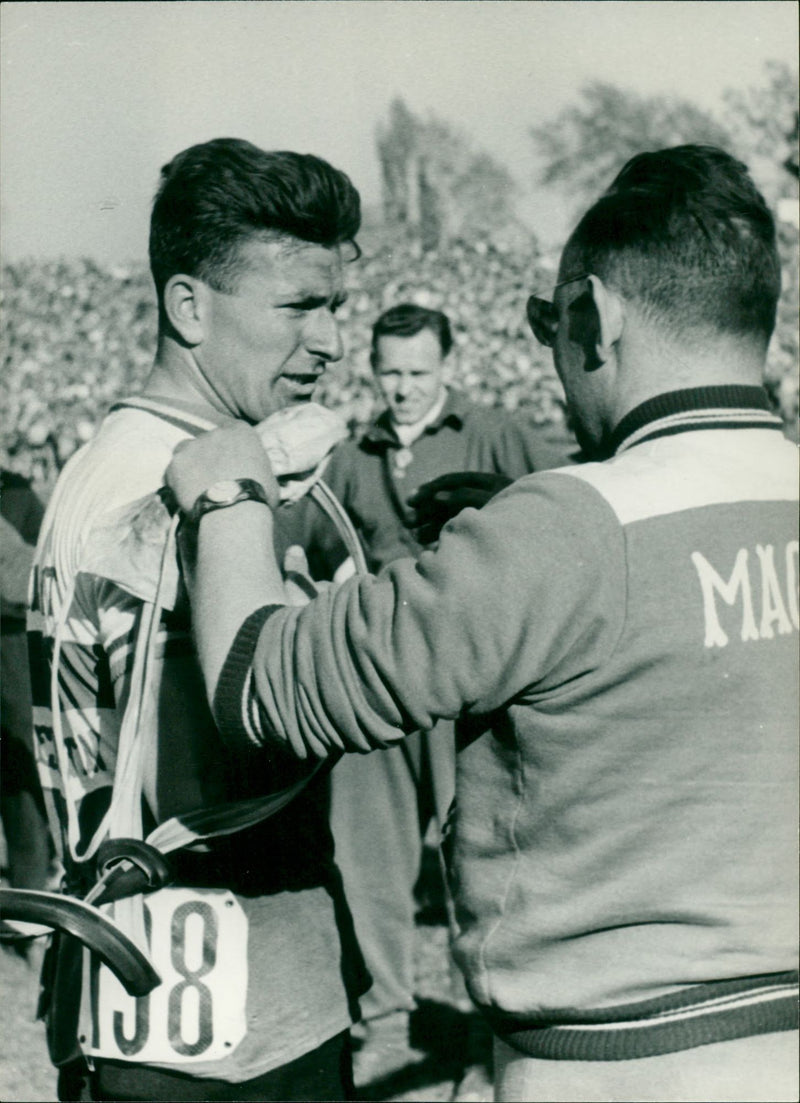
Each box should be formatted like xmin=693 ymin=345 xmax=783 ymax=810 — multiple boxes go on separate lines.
xmin=165 ymin=425 xmax=279 ymax=513
xmin=255 ymin=403 xmax=347 ymax=483
xmin=409 ymin=472 xmax=513 ymax=545
xmin=283 ymin=545 xmax=329 ymax=605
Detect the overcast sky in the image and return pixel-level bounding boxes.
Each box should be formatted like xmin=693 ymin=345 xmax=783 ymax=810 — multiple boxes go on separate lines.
xmin=1 ymin=0 xmax=797 ymax=262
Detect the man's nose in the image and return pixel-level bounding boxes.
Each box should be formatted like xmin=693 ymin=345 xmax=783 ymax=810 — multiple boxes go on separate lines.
xmin=305 ymin=309 xmax=343 ymax=363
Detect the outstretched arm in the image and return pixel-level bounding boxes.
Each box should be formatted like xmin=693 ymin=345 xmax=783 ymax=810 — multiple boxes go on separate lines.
xmin=169 ymin=424 xmax=621 ymax=766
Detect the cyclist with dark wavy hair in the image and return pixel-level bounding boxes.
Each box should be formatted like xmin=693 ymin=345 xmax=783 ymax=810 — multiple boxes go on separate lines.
xmin=28 ymin=137 xmax=366 ymax=1101
xmin=168 ymin=144 xmax=798 ymax=1102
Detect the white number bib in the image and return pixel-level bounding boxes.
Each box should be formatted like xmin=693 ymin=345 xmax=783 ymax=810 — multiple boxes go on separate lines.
xmin=82 ymin=887 xmax=248 ymax=1065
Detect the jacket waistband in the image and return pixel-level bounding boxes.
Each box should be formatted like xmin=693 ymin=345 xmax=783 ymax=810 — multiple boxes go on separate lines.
xmin=488 ymin=971 xmax=799 ymax=1061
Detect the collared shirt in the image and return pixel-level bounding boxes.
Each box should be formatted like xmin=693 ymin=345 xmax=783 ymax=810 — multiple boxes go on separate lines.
xmin=393 ymin=387 xmax=449 ymax=446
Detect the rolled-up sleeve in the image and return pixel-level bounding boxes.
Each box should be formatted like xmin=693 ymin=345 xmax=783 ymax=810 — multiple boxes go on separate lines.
xmin=214 ymin=472 xmax=625 ymax=759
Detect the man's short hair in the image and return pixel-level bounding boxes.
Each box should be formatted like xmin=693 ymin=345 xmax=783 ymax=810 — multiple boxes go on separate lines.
xmin=370 ymin=303 xmax=453 ymax=368
xmin=149 ymin=138 xmax=361 ymax=301
xmin=562 ymin=145 xmax=781 ymax=348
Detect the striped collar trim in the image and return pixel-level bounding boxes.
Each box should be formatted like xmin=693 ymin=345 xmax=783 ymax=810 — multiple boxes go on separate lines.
xmin=489 ymin=971 xmax=799 ymax=1061
xmin=109 ymin=395 xmax=234 ymax=436
xmin=611 ymin=386 xmax=783 ymax=456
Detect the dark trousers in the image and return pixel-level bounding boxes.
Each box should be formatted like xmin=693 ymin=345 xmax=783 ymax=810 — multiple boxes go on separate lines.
xmin=329 ymin=724 xmax=456 ymax=1022
xmin=58 ymin=1029 xmax=355 ymax=1101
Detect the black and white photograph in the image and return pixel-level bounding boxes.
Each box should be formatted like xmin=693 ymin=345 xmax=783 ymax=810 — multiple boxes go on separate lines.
xmin=1 ymin=3 xmax=798 ymax=1101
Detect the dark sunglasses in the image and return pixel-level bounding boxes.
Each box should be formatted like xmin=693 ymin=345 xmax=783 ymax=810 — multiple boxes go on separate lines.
xmin=526 ymin=272 xmax=589 ymax=348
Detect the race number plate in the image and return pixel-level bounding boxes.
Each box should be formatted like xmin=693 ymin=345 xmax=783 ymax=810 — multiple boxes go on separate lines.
xmin=84 ymin=888 xmax=248 ymax=1064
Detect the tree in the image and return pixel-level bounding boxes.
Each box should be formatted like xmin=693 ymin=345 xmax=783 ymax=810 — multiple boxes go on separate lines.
xmin=530 ymin=82 xmax=732 ymax=207
xmin=529 ymin=68 xmax=799 ymax=437
xmin=376 ymin=98 xmax=519 ymax=249
xmin=722 ymin=60 xmax=799 ymax=204
xmin=721 ymin=62 xmax=799 ymax=437
xmin=376 ymin=99 xmax=421 ymax=228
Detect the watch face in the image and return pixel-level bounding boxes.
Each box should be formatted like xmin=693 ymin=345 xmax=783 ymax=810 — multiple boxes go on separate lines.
xmin=205 ymin=480 xmax=243 ymax=504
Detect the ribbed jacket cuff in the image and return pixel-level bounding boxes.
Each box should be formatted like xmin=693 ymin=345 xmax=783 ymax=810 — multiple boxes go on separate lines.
xmin=213 ymin=605 xmax=285 ymax=748
xmin=488 ymin=971 xmax=799 ymax=1061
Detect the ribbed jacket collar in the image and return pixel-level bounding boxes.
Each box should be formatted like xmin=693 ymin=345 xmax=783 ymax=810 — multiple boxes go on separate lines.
xmin=611 ymin=385 xmax=784 ymax=456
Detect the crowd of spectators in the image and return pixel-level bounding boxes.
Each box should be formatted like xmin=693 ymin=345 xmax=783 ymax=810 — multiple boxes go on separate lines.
xmin=2 ymin=224 xmax=797 ymax=494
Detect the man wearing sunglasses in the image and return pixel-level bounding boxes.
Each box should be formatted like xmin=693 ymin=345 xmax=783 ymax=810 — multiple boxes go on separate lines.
xmin=166 ymin=145 xmax=798 ymax=1102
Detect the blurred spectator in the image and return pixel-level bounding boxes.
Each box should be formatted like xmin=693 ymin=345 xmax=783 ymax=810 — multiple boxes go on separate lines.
xmin=0 ymin=471 xmax=52 ymax=892
xmin=283 ymin=302 xmax=575 ymax=1084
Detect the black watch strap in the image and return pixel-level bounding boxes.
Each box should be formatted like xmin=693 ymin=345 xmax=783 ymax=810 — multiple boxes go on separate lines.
xmin=185 ymin=478 xmax=274 ymax=526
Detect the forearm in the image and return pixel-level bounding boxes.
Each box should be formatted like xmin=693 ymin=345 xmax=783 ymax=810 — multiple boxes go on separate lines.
xmin=187 ymin=503 xmax=286 ymax=709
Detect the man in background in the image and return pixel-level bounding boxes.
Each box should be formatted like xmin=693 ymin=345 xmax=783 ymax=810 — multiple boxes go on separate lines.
xmin=295 ymin=302 xmax=574 ymax=1078
xmin=167 ymin=144 xmax=799 ymax=1102
xmin=315 ymin=303 xmax=573 ymax=574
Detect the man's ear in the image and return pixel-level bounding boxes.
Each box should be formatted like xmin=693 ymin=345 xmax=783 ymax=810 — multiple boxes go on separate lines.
xmin=163 ymin=274 xmax=207 ymax=346
xmin=587 ymin=275 xmax=624 ymax=367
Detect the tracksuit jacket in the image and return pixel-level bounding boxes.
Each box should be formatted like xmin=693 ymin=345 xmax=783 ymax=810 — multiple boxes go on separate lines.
xmin=217 ymin=385 xmax=799 ymax=1059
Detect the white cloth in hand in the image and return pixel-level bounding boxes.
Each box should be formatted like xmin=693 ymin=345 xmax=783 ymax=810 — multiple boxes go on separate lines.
xmin=255 ymin=403 xmax=348 ymax=503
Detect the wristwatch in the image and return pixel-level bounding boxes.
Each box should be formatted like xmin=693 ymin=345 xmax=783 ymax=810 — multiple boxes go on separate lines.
xmin=185 ymin=478 xmax=274 ymax=526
